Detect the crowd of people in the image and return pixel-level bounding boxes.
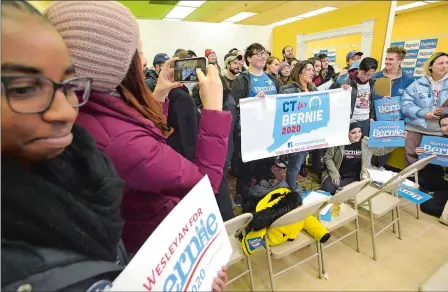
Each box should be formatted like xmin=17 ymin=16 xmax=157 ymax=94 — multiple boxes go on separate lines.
xmin=2 ymin=0 xmax=447 ymax=291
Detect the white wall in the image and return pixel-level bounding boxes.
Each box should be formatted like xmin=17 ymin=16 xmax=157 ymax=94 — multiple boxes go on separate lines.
xmin=138 ymin=19 xmax=272 ymax=66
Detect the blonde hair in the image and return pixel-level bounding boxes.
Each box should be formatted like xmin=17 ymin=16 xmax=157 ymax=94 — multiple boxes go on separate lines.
xmin=424 ymin=52 xmax=448 ymax=76
xmin=386 ymin=46 xmax=407 ymax=60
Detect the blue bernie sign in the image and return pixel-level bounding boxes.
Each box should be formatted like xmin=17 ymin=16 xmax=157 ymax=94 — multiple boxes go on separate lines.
xmin=398 ymin=184 xmax=432 ymax=205
xmin=374 ymin=96 xmax=404 ymax=121
xmin=368 ymin=121 xmax=406 ymax=147
xmin=266 ymin=92 xmax=330 ymax=153
xmin=419 ymin=136 xmax=448 ymax=167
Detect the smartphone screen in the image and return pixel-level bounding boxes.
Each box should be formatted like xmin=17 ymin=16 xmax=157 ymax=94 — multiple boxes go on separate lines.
xmin=174 ymin=57 xmax=207 ymax=83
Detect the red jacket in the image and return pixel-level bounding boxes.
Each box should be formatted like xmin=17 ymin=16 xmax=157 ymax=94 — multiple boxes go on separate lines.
xmin=76 ymin=91 xmax=231 ymax=253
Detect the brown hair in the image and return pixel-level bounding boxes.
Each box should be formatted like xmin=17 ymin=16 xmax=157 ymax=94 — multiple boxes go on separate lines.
xmin=117 ymin=51 xmax=173 ymax=137
xmin=290 ymin=61 xmax=314 ymax=92
xmin=264 ymin=56 xmax=279 ymax=71
xmin=386 ymin=46 xmax=407 ymax=60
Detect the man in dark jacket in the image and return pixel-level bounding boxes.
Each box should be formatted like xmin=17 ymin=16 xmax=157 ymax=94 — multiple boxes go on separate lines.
xmin=231 ymin=43 xmax=280 ymax=208
xmin=331 ymin=57 xmax=378 ymax=136
xmin=223 ymin=51 xmax=242 ymax=89
xmin=145 ymin=53 xmax=170 ymax=92
xmin=317 ymin=53 xmax=337 ymax=84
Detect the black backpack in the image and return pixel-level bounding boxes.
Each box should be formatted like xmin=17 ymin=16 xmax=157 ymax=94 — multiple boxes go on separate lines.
xmin=2 ymin=240 xmax=128 ymax=292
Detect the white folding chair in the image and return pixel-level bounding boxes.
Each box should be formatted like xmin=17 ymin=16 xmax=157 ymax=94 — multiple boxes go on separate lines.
xmin=264 ymin=196 xmax=330 ymax=291
xmin=318 ymin=179 xmax=373 ymax=278
xmin=373 ymin=155 xmax=436 ymax=219
xmin=224 ymin=213 xmax=255 ymax=291
xmin=356 ymin=169 xmax=418 ymax=260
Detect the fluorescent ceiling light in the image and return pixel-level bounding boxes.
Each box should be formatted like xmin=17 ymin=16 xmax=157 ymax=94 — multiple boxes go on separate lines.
xmin=425 ymin=1 xmax=439 ymax=3
xmin=223 ymin=12 xmax=257 ymax=23
xmin=165 ymin=6 xmax=196 ymax=19
xmin=396 ymin=1 xmax=428 ymax=11
xmin=177 ymin=1 xmax=206 ymax=8
xmin=296 ymin=6 xmax=337 ymax=18
xmin=269 ymin=17 xmax=303 ymax=27
xmin=163 ymin=18 xmax=182 ymax=21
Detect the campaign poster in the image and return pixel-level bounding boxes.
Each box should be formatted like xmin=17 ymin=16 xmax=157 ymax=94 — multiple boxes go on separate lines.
xmin=398 ymin=184 xmax=432 ymax=205
xmin=368 ymin=121 xmax=406 ymax=147
xmin=240 ymin=89 xmax=351 ymax=162
xmin=374 ymin=96 xmax=404 ymax=121
xmin=390 ymin=38 xmax=438 ymax=78
xmin=419 ymin=136 xmax=448 ymax=167
xmin=110 ymin=176 xmax=232 ymax=292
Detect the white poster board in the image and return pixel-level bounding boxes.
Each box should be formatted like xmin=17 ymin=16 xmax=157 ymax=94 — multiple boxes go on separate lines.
xmin=111 ymin=176 xmax=232 ymax=292
xmin=240 ymin=89 xmax=351 ymax=162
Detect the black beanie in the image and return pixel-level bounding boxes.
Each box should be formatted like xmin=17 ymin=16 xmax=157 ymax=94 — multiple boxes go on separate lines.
xmin=349 ymin=121 xmax=361 ymax=131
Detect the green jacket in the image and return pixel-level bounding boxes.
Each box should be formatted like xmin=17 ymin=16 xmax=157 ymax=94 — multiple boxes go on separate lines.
xmin=321 ymin=137 xmax=395 ymax=184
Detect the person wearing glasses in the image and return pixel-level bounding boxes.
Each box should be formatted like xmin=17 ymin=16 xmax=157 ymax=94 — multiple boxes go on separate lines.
xmin=279 ymin=61 xmax=318 ymax=190
xmin=2 ymin=1 xmax=231 ymax=291
xmin=331 ymin=57 xmax=379 ymax=136
xmin=1 ymin=1 xmax=126 ymax=290
xmin=231 ymin=43 xmax=279 ymax=210
xmin=317 ymin=53 xmax=337 ymax=85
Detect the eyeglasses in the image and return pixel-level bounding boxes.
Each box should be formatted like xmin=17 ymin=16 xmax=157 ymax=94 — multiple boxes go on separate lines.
xmin=252 ymin=51 xmax=267 ymax=58
xmin=1 ymin=75 xmax=92 ymax=114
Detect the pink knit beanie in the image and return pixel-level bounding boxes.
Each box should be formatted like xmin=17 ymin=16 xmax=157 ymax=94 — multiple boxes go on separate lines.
xmin=45 ymin=1 xmax=140 ymax=92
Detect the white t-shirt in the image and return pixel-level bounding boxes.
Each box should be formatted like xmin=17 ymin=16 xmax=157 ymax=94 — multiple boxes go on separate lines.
xmin=352 ymin=82 xmax=371 ymax=121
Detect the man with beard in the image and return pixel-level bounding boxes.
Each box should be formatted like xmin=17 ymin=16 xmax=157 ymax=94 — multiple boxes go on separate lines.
xmin=223 ymin=51 xmax=242 ymax=89
xmin=282 ymin=45 xmax=294 ymax=62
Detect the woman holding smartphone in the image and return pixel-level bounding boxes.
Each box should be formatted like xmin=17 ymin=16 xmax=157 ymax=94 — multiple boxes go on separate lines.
xmin=2 ymin=1 xmax=229 ymax=290
xmin=46 ymin=1 xmax=231 ymax=255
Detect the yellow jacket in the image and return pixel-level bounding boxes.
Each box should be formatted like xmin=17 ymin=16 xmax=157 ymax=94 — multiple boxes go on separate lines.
xmin=242 ymin=188 xmax=329 ymax=255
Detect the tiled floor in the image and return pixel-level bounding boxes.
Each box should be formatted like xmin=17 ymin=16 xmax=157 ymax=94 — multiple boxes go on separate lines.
xmin=227 ymin=175 xmax=448 ymax=291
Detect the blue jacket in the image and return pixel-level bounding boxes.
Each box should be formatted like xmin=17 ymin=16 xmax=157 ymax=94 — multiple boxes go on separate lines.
xmin=372 ymin=70 xmax=414 ymax=100
xmin=401 ymin=75 xmax=448 ymax=128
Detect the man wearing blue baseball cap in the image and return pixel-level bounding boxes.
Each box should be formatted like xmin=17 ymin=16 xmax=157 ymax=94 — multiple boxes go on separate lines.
xmin=145 ymin=53 xmax=170 ymax=92
xmin=345 ymin=50 xmax=364 ymax=70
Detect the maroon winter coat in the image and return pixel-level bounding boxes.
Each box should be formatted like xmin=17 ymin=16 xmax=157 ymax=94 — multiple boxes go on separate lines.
xmin=76 ymin=91 xmax=231 ymax=253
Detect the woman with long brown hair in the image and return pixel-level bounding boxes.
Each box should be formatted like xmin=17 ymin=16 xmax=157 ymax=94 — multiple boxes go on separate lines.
xmin=45 ymin=0 xmax=232 ymax=262
xmin=280 ymin=61 xmax=317 ymax=191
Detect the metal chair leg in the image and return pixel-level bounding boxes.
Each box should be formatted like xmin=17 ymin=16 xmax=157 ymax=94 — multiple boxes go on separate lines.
xmin=392 ymin=209 xmax=397 ymax=234
xmin=317 ymin=242 xmax=323 ymax=279
xmin=396 ymin=206 xmax=403 ymax=240
xmin=368 ymin=200 xmax=378 ymax=261
xmin=416 ymin=204 xmax=421 ymax=219
xmin=264 ymin=235 xmax=275 ymax=291
xmin=245 ymin=255 xmax=255 ymax=291
xmin=355 ymin=216 xmax=361 ymax=253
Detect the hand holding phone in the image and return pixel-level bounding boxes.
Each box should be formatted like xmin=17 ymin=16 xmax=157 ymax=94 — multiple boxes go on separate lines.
xmin=174 ymin=57 xmax=207 ymax=83
xmin=153 ymin=58 xmax=182 ymax=102
xmin=196 ymin=65 xmax=223 ymax=111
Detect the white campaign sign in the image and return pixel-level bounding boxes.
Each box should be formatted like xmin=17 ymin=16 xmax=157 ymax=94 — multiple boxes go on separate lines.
xmin=240 ymin=88 xmax=351 ymax=162
xmin=111 ymin=176 xmax=232 ymax=292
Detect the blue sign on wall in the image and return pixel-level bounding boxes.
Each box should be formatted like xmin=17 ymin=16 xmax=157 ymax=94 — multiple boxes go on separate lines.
xmin=368 ymin=121 xmax=406 ymax=147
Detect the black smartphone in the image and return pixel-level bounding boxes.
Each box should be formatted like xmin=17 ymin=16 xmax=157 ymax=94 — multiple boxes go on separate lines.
xmin=174 ymin=57 xmax=207 ymax=83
